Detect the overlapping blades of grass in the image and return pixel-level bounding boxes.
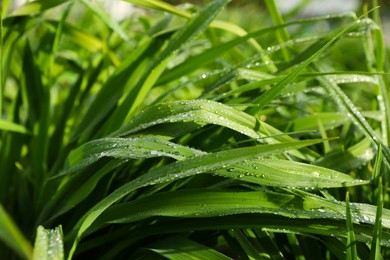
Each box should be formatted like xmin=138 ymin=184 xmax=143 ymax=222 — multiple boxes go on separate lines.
xmin=2 ymin=0 xmax=390 ymax=259
xmin=66 ymin=138 xmax=326 ymax=258
xmin=97 ymin=0 xmax=230 ymax=136
xmin=111 ymin=99 xmax=318 ymax=160
xmin=111 ymin=99 xmax=261 ymax=138
xmin=248 ymin=13 xmax=360 ymax=115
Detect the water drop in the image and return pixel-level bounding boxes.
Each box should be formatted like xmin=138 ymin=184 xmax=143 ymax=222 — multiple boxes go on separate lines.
xmin=312 ymin=171 xmax=320 ymax=177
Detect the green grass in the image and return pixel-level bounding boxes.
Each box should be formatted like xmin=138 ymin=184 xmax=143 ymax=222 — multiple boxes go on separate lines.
xmin=1 ymin=0 xmax=390 ymax=259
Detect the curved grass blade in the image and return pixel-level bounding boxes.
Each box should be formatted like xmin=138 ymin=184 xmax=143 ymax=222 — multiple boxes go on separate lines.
xmin=215 ymin=159 xmax=368 ymax=188
xmin=33 ymin=226 xmax=64 ymax=260
xmin=66 ymin=138 xmax=324 ymax=258
xmin=112 ymin=99 xmax=261 ymax=139
xmin=59 ymin=136 xmax=203 ymax=177
xmin=92 ymin=190 xmax=296 ymax=226
xmin=0 ymin=203 xmax=33 ymax=259
xmin=146 ymin=236 xmax=232 ymax=260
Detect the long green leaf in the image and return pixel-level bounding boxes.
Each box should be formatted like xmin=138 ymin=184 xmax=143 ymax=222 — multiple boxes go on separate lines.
xmin=92 ymin=188 xmax=384 ymax=229
xmin=0 ymin=204 xmax=32 ymax=259
xmin=265 ymin=0 xmax=291 ymax=60
xmin=370 ymin=143 xmax=383 ymax=260
xmin=346 ymin=193 xmax=358 ymax=260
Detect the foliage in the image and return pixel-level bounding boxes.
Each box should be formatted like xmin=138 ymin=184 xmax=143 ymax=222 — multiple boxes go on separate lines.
xmin=0 ymin=0 xmax=389 ymax=259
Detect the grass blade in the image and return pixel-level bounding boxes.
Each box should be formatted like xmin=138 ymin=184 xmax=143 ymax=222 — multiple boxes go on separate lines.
xmin=370 ymin=177 xmax=383 ymax=260
xmin=0 ymin=203 xmax=32 ymax=259
xmin=60 ymin=136 xmax=203 ymax=177
xmin=370 ymin=143 xmax=383 ymax=259
xmin=265 ymin=0 xmax=291 ymax=60
xmin=22 ymin=42 xmax=50 ymax=193
xmin=33 ymin=226 xmax=64 ymax=260
xmin=112 ymin=99 xmax=262 ymax=139
xmin=215 ymin=159 xmax=368 ymax=188
xmin=345 ymin=192 xmax=358 ymax=260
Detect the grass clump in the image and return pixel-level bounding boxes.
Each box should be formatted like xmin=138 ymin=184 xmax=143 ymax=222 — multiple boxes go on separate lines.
xmin=0 ymin=0 xmax=389 ymax=259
